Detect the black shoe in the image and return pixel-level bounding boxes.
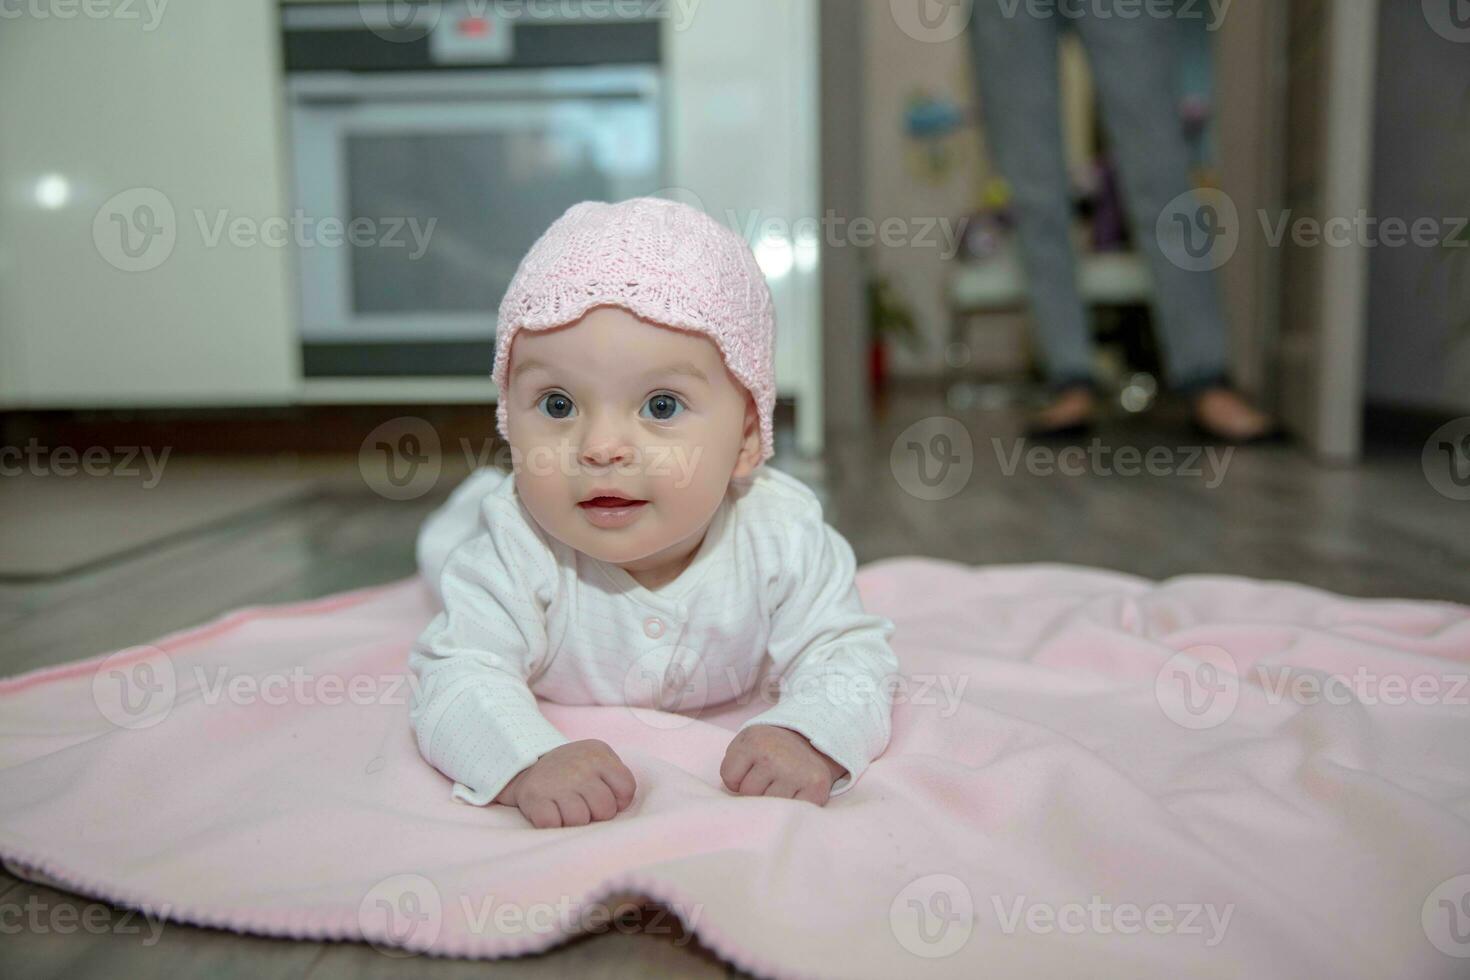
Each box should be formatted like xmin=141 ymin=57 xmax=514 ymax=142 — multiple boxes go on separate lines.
xmin=1023 ymin=417 xmax=1095 ymax=441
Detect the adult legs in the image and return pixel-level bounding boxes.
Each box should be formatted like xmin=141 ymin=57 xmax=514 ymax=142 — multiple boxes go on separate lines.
xmin=966 ymin=0 xmax=1273 ymax=439
xmin=1072 ymin=2 xmax=1231 ymax=393
xmin=965 ymin=2 xmax=1095 ymax=391
xmin=1075 ymin=3 xmax=1275 ymax=438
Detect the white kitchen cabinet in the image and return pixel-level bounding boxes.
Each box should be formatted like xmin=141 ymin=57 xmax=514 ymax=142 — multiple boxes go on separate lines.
xmin=0 ymin=0 xmax=298 ymax=407
xmin=1 ymin=0 xmax=825 ymax=456
xmin=662 ymin=0 xmax=825 ymax=455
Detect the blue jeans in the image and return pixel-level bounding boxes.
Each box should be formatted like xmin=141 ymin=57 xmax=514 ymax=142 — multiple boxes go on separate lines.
xmin=966 ymin=0 xmax=1231 ymax=394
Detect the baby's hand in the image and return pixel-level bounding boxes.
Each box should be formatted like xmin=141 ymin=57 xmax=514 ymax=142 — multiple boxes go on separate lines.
xmin=495 ymin=739 xmax=637 ymax=829
xmin=720 ymin=725 xmax=847 ymax=806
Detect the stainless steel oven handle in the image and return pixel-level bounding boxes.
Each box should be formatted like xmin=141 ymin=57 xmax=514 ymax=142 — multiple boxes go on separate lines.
xmin=287 ymin=68 xmax=661 ymax=105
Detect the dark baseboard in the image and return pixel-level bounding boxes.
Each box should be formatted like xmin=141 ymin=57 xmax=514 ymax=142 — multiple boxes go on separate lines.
xmin=0 ymin=405 xmax=501 ymax=456
xmin=1 ymin=399 xmax=797 ymax=457
xmin=1363 ymin=402 xmax=1468 ymax=450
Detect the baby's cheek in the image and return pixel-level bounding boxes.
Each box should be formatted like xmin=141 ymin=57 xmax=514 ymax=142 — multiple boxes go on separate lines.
xmin=513 ymin=465 xmax=576 ymax=536
xmin=652 ymin=451 xmax=724 ymax=522
xmin=669 ymin=431 xmax=733 ymax=493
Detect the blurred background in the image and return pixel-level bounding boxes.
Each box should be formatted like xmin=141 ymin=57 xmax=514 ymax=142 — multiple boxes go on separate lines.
xmin=2 ymin=1 xmax=1468 ymax=656
xmin=2 ymin=0 xmax=1470 ymax=973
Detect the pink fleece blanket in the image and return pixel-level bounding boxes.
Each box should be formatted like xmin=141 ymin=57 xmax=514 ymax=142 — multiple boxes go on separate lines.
xmin=2 ymin=559 xmax=1468 ymax=979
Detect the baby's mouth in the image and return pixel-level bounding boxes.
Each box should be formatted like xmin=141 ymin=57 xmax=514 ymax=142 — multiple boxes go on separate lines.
xmin=578 ymin=495 xmax=646 ymax=510
xmin=577 ymin=494 xmax=649 ymax=529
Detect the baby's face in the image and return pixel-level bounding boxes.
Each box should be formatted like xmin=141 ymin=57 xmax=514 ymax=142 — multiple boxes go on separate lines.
xmin=504 ymin=305 xmax=762 ymax=569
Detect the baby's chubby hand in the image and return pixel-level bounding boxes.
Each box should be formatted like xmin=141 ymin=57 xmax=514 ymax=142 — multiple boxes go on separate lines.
xmin=720 ymin=725 xmax=847 ymax=806
xmin=495 ymin=739 xmax=637 ymax=829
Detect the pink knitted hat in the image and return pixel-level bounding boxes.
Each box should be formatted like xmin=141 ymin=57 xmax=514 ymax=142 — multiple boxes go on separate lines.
xmin=492 ymin=197 xmax=776 ymax=463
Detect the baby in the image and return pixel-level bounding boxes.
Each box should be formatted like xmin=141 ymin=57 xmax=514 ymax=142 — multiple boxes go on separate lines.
xmin=408 ymin=198 xmax=898 ymax=829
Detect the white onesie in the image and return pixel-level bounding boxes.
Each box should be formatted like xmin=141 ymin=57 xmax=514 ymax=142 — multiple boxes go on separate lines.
xmin=409 ymin=465 xmax=898 ymax=805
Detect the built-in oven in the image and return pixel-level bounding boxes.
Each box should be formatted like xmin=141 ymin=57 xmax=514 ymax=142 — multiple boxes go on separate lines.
xmin=282 ymin=2 xmax=665 ymax=377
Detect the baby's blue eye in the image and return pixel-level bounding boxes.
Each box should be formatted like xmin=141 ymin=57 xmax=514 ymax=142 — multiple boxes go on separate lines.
xmin=641 ymin=393 xmax=684 ymax=421
xmin=537 ymin=392 xmax=576 ymax=419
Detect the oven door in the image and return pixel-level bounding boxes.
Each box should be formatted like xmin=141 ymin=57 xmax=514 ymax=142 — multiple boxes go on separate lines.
xmin=288 ymin=67 xmax=663 ymax=362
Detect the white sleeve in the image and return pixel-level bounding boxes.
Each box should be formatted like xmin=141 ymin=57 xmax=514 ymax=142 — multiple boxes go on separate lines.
xmin=737 ymin=515 xmax=899 ymax=797
xmin=415 ymin=467 xmax=513 ymax=601
xmin=407 ymin=499 xmax=570 ymax=805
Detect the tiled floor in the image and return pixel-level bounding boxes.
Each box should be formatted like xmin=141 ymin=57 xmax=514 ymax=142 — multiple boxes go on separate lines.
xmin=1 ymin=391 xmax=1467 ymax=978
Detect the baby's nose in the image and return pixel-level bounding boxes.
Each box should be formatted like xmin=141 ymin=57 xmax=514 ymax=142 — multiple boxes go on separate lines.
xmin=578 ymin=418 xmax=634 ymax=467
xmin=580 ymin=442 xmax=631 ymax=467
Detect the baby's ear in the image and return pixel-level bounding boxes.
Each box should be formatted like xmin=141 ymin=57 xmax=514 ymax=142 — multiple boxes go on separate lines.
xmin=731 ymin=394 xmax=763 ymax=478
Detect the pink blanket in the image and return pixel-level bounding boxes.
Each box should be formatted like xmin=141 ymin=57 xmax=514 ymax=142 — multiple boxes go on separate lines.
xmin=2 ymin=559 xmax=1468 ymax=979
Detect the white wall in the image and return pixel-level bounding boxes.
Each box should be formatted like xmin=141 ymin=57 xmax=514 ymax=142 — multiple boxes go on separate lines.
xmin=861 ymin=2 xmax=984 ymax=378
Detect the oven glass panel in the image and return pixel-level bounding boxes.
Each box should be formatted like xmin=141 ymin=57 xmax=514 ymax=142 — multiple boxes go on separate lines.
xmin=344 ymin=103 xmax=658 ymax=318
